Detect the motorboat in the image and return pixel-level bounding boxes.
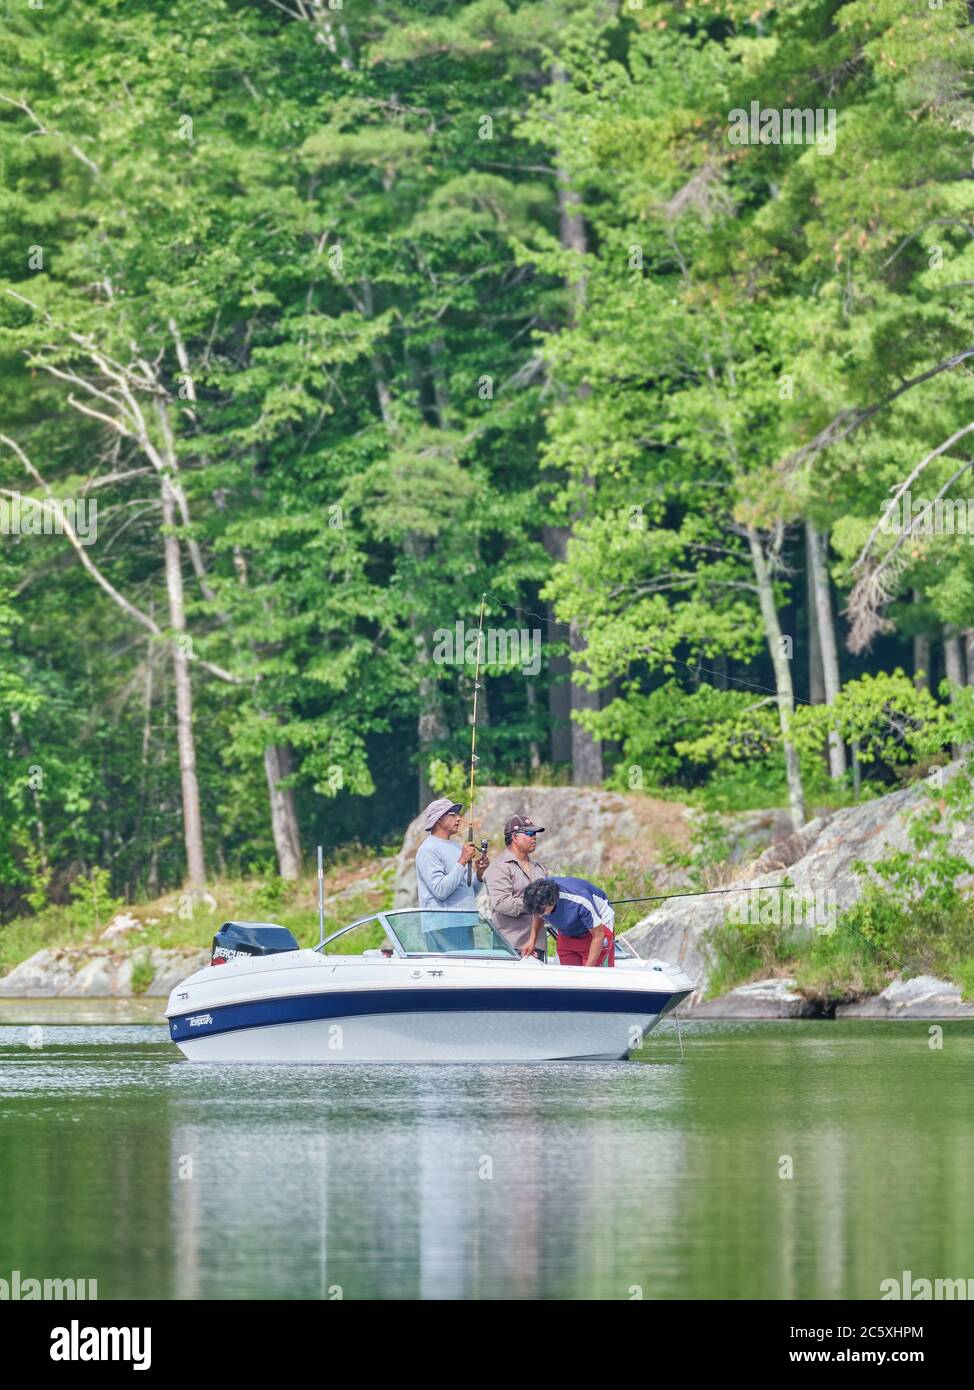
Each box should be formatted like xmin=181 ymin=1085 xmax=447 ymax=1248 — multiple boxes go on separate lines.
xmin=165 ymin=909 xmax=694 ymax=1063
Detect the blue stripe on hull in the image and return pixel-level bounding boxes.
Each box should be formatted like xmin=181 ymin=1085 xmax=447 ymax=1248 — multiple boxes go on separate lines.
xmin=170 ymin=986 xmax=683 ymax=1042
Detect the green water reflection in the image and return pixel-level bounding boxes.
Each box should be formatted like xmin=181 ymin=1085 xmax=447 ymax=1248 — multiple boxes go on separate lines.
xmin=0 ymin=1019 xmax=971 ymax=1300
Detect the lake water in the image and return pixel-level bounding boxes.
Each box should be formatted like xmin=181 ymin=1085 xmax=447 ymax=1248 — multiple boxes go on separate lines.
xmin=1 ymin=1010 xmax=971 ymax=1300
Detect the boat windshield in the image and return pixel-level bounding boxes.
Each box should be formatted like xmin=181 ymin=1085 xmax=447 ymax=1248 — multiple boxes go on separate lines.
xmin=381 ymin=910 xmax=518 ymax=959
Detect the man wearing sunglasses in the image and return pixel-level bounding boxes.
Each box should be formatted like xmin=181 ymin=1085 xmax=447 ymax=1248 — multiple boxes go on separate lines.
xmin=483 ymin=815 xmax=549 ymax=960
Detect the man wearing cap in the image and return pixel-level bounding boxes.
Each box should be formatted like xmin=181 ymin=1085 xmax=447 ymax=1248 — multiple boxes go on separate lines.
xmin=483 ymin=815 xmax=549 ymax=960
xmin=415 ymin=798 xmax=489 ymax=949
xmin=521 ymin=877 xmax=616 ymax=967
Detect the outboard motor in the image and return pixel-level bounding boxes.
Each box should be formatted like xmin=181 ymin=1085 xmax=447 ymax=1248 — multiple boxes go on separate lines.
xmin=211 ymin=921 xmax=300 ymax=966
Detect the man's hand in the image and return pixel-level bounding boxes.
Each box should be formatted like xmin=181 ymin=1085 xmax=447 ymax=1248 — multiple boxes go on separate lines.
xmin=475 ymin=852 xmax=489 ymax=880
xmin=585 ymin=925 xmax=606 ymax=967
xmin=458 ymin=842 xmax=477 ymax=867
xmin=521 ymin=914 xmax=543 ymax=960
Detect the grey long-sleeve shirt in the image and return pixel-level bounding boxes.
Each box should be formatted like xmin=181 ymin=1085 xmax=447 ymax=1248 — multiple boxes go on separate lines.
xmin=415 ymin=835 xmax=478 ymax=912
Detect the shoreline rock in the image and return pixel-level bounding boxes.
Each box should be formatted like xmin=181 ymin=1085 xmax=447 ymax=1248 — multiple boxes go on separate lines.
xmin=834 ymin=975 xmax=974 ymax=1019
xmin=626 ymin=765 xmax=973 ymax=996
xmin=0 ymin=946 xmax=209 ymax=998
xmin=682 ymin=973 xmax=974 ymax=1019
xmin=687 ymin=977 xmax=823 ymax=1019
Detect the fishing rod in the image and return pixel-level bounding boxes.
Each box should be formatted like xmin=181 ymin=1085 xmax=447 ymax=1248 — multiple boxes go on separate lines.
xmin=466 ymin=593 xmax=487 ymax=887
xmin=608 ymin=883 xmax=792 ymax=948
xmin=611 ymin=883 xmax=925 ymax=978
xmin=609 ymin=884 xmax=790 ymax=907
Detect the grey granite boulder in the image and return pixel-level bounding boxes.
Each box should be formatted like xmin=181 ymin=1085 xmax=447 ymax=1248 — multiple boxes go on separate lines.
xmin=626 ymin=766 xmax=972 ymax=999
xmin=0 ymin=945 xmax=209 ymax=998
xmin=688 ymin=977 xmax=820 ymax=1019
xmin=61 ymin=953 xmax=133 ymax=997
xmin=0 ymin=948 xmax=80 ymax=997
xmin=145 ymin=948 xmax=210 ymax=996
xmin=836 ymin=975 xmax=974 ymax=1019
xmin=394 ymin=785 xmax=691 ymax=909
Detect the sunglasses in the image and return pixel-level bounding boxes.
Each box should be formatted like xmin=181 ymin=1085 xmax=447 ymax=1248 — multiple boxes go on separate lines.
xmin=515 ymin=829 xmax=538 ymax=837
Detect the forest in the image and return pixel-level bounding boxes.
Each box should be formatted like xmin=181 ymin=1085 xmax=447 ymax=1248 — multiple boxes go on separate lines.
xmin=2 ymin=0 xmax=974 ymax=919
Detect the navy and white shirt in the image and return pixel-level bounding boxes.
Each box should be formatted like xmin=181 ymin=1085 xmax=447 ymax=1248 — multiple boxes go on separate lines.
xmin=541 ymin=877 xmax=615 ymax=938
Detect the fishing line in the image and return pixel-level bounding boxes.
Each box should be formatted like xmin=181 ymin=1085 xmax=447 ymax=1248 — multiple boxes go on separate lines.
xmin=613 ymin=883 xmax=928 ymax=979
xmin=608 ymin=884 xmax=790 ymax=907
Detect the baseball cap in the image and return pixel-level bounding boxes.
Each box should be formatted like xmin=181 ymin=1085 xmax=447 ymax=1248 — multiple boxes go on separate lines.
xmin=424 ymin=797 xmax=463 ymax=831
xmin=504 ymin=814 xmax=546 ymax=838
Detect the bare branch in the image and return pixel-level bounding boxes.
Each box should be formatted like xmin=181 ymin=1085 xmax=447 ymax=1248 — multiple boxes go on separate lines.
xmin=846 ymin=455 xmax=974 ymax=652
xmin=66 ymin=393 xmax=141 ymax=440
xmin=780 ymin=346 xmax=974 ymax=474
xmin=79 ymin=468 xmax=154 ymax=492
xmin=854 ymin=421 xmax=974 ymax=568
xmin=0 ymin=434 xmax=245 ymax=684
xmin=882 ymin=217 xmax=974 ymax=270
xmin=0 ymin=435 xmax=159 ymax=637
xmin=0 ymin=92 xmax=100 ymax=175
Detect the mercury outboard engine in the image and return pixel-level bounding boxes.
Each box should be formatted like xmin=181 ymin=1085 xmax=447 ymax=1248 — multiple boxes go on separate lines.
xmin=211 ymin=920 xmax=300 ymax=966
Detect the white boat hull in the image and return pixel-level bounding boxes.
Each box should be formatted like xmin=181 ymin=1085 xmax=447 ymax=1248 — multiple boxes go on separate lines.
xmin=171 ymin=1006 xmax=670 ymax=1063
xmin=166 ymin=949 xmax=693 ymax=1064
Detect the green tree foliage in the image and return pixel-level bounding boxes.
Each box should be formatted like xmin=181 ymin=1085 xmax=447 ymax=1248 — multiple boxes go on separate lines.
xmin=1 ymin=0 xmax=973 ymax=919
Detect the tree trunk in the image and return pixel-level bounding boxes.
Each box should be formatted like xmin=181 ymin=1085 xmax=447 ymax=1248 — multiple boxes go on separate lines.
xmin=569 ymin=619 xmax=602 ymax=785
xmin=964 ymin=629 xmax=974 ymax=685
xmin=944 ymin=625 xmax=964 ymax=697
xmin=851 ymin=742 xmax=862 ymax=799
xmin=263 ymin=744 xmax=302 ymax=880
xmin=805 ymin=523 xmax=846 ymax=779
xmin=135 ymin=613 xmax=154 ymax=867
xmin=913 ymin=591 xmax=930 ymax=691
xmin=805 ymin=530 xmax=825 ymax=705
xmin=416 ymin=637 xmax=450 ymax=807
xmin=524 ymin=675 xmax=542 ymax=773
xmin=368 ymin=342 xmax=450 ymax=811
xmin=747 ymin=527 xmax=806 ymax=830
xmin=550 ymin=71 xmax=603 ymax=787
xmin=541 ymin=524 xmax=600 ymax=779
xmin=546 ymin=617 xmax=572 ymax=764
xmin=541 ymin=523 xmax=572 ymax=763
xmin=161 ymin=474 xmax=206 ymax=889
xmin=399 ymin=530 xmax=449 ymax=809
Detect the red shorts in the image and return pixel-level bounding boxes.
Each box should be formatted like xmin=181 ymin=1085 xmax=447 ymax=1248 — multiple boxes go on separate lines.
xmin=556 ymin=929 xmax=615 ymax=967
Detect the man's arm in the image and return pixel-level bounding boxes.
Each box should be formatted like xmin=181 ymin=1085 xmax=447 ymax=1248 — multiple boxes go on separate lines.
xmin=421 ymin=843 xmax=471 ymax=900
xmin=584 ymin=924 xmax=605 ymax=967
xmin=592 ymin=891 xmax=615 ymax=933
xmin=522 ymin=914 xmax=544 ymax=957
xmin=587 ymin=884 xmax=613 ymax=966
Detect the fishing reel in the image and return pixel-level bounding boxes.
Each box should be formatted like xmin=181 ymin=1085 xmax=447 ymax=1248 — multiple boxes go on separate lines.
xmin=466 ymin=838 xmax=489 ymax=887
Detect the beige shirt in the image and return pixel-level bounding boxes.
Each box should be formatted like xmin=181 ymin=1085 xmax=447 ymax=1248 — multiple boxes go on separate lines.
xmin=483 ymin=847 xmax=549 ymax=952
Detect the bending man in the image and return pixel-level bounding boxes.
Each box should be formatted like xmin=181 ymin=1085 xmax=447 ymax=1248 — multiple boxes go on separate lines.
xmin=521 ymin=877 xmax=615 ymax=967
